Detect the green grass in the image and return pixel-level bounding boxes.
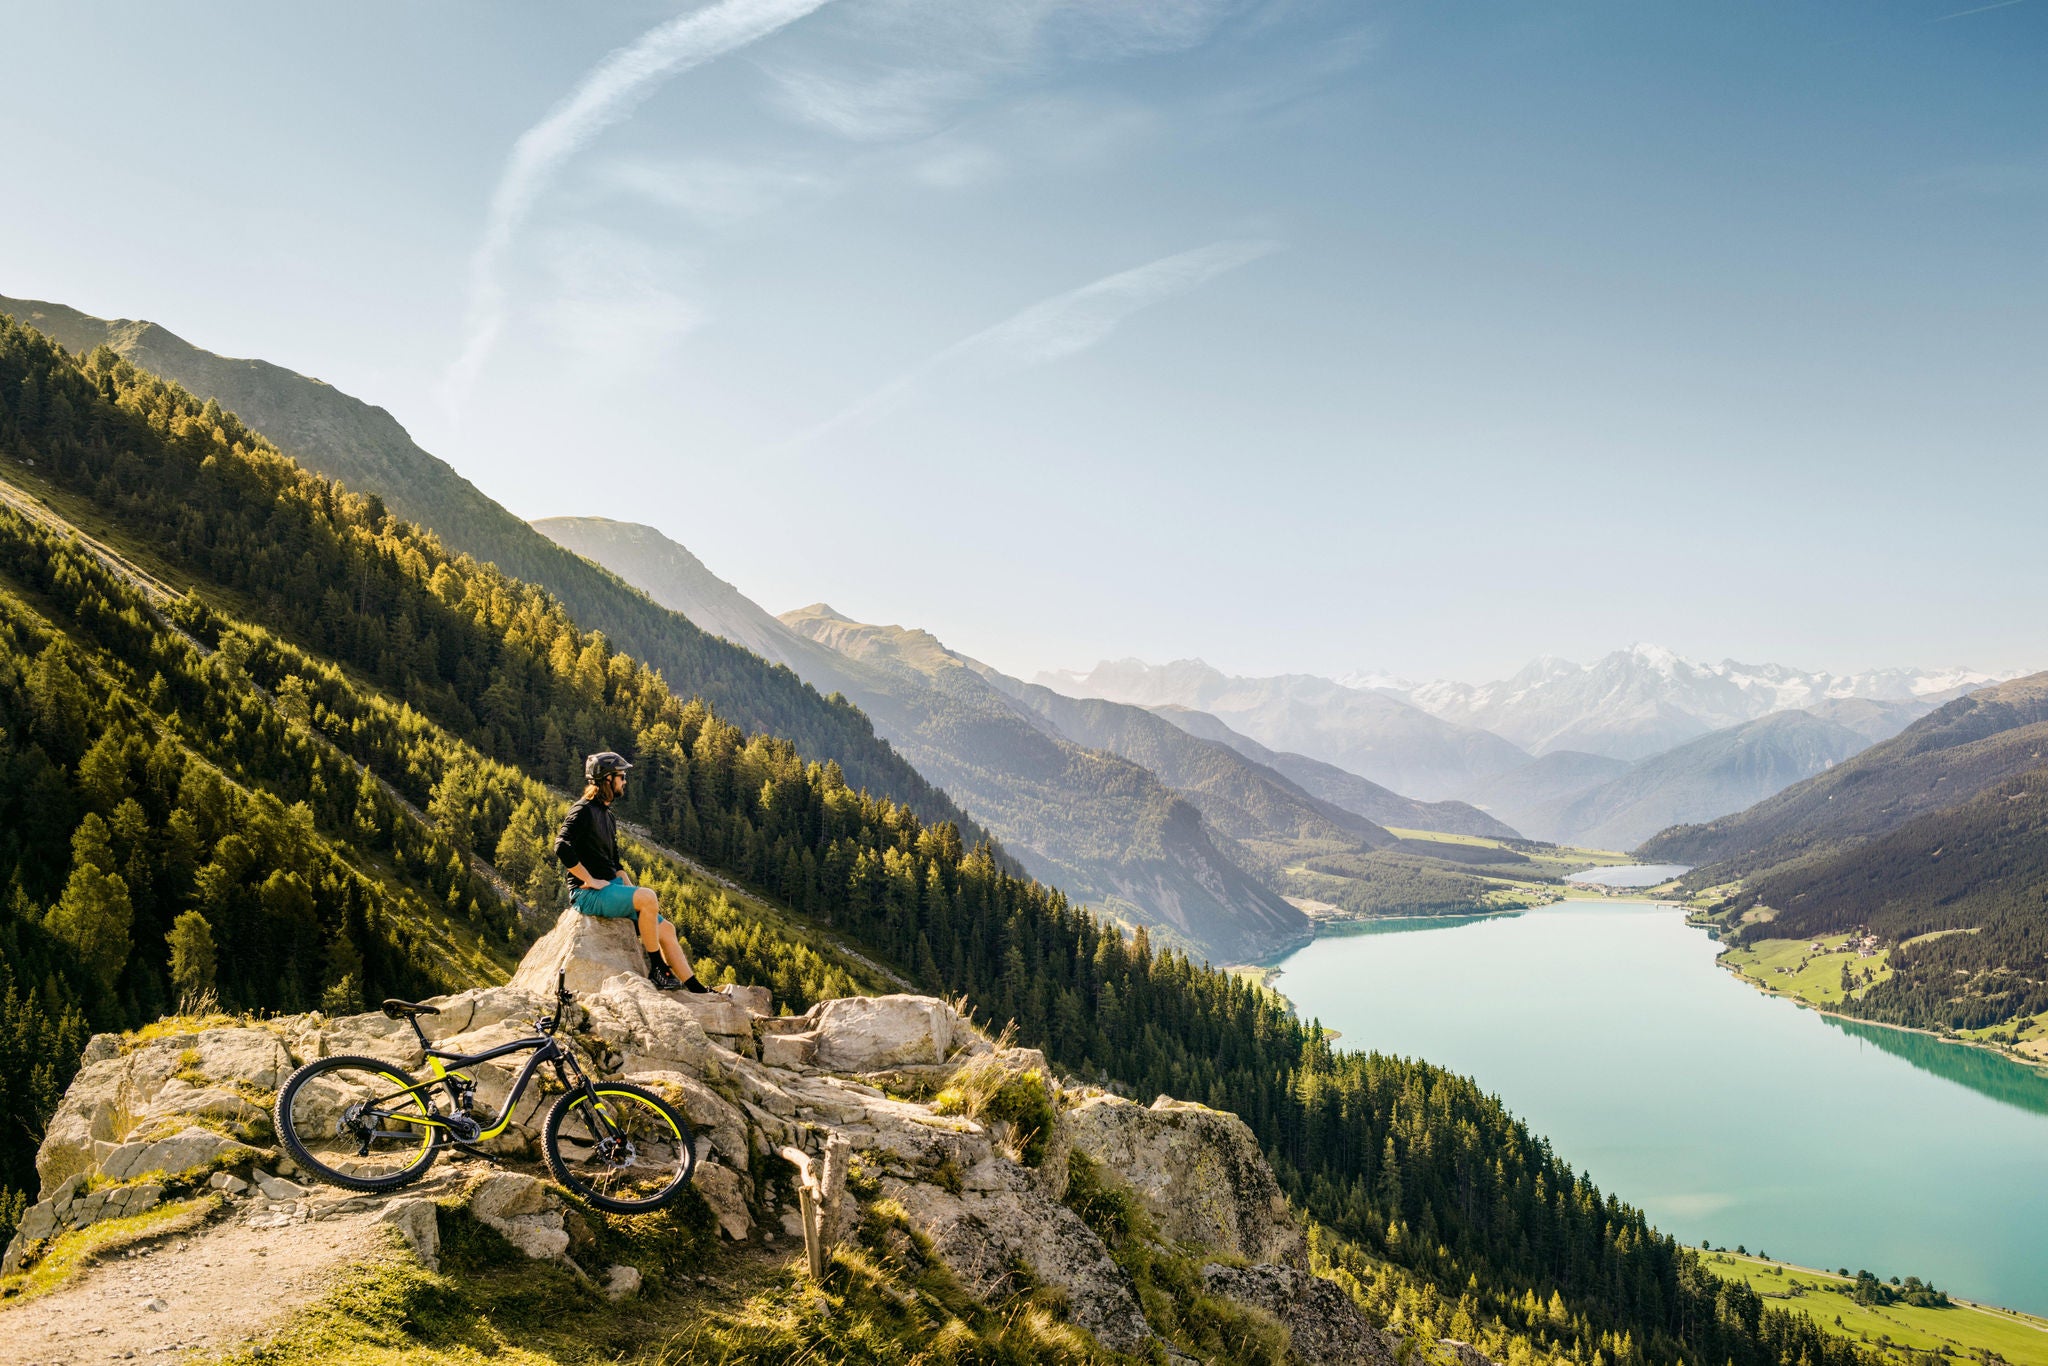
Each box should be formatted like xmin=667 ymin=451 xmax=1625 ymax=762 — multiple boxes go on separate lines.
xmin=1702 ymin=1252 xmax=2048 ymax=1366
xmin=1720 ymin=934 xmax=1892 ymax=1009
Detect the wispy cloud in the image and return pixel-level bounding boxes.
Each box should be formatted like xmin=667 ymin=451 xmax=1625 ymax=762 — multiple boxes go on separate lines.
xmin=764 ymin=64 xmax=979 ymax=142
xmin=792 ymin=238 xmax=1281 ymax=447
xmin=443 ymin=0 xmax=834 ymax=417
xmin=759 ymin=0 xmax=1253 ymax=145
xmin=594 ymin=155 xmax=832 ymax=227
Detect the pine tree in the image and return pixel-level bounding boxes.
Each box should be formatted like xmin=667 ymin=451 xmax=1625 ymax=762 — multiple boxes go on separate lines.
xmin=165 ymin=910 xmax=217 ymax=1006
xmin=44 ymin=814 xmax=134 ymax=992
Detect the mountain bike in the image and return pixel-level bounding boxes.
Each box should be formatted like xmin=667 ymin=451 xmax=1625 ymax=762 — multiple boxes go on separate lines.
xmin=273 ymin=972 xmax=695 ymax=1213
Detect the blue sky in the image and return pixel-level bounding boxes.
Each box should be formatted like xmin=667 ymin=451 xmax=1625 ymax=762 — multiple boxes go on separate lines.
xmin=3 ymin=1 xmax=2042 ymax=682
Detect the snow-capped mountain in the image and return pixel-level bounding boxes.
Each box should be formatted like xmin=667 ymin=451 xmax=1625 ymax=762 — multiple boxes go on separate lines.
xmin=1373 ymin=645 xmax=2009 ymax=762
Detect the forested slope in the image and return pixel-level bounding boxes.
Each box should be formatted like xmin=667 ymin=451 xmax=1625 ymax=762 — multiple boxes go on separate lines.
xmin=1729 ymin=768 xmax=2048 ymax=1031
xmin=1548 ymin=710 xmax=1870 ymax=852
xmin=0 ymin=295 xmax=979 ymax=839
xmin=1653 ymin=676 xmax=2048 ymax=1033
xmin=992 ymin=681 xmax=1393 ymax=865
xmin=1643 ymin=674 xmax=2048 ymax=873
xmin=779 ymin=604 xmax=1309 ymax=962
xmin=0 ymin=315 xmax=1868 ymax=1366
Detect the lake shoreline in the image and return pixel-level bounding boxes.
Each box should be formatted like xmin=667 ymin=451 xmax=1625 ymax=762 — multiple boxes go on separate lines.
xmin=1268 ymin=897 xmax=2048 ymax=1316
xmin=1701 ymin=931 xmax=2048 ymax=1076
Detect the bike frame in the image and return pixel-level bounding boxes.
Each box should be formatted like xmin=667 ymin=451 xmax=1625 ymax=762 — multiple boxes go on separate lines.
xmin=363 ymin=1021 xmax=598 ymax=1147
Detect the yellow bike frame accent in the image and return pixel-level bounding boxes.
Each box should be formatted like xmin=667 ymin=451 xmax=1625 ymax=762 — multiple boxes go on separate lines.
xmin=424 ymin=1056 xmax=520 ymax=1140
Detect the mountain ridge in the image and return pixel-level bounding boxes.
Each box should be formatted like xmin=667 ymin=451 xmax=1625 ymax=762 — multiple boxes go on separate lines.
xmin=1038 ymin=657 xmax=1531 ymax=802
xmin=535 ymin=516 xmax=1312 ymax=962
xmin=0 ymin=294 xmax=983 ymax=844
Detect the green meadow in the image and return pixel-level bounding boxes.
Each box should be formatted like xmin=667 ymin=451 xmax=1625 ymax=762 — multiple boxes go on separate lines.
xmin=1702 ymin=1252 xmax=2048 ymax=1366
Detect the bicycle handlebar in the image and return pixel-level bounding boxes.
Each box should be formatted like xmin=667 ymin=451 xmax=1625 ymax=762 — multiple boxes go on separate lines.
xmin=536 ymin=969 xmax=574 ymax=1037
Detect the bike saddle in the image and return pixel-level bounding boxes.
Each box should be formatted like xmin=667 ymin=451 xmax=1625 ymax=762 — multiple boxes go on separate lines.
xmin=381 ymin=999 xmax=441 ymax=1020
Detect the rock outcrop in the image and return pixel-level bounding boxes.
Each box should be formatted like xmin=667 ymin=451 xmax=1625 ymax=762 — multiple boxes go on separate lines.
xmin=1061 ymin=1092 xmax=1305 ymax=1267
xmin=7 ymin=907 xmax=1396 ymax=1363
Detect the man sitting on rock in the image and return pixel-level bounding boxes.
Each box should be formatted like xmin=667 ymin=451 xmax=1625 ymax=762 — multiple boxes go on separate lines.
xmin=556 ymin=751 xmax=711 ymax=993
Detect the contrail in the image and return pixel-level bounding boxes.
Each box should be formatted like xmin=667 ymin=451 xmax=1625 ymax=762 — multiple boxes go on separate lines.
xmin=1933 ymin=0 xmax=2027 ymax=18
xmin=444 ymin=0 xmax=833 ymax=416
xmin=792 ymin=238 xmax=1282 ymax=448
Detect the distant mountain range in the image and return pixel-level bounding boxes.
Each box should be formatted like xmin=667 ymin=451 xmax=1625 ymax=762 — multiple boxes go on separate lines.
xmin=1144 ymin=706 xmax=1518 ymax=840
xmin=1515 ymin=709 xmax=1873 ymax=851
xmin=1042 ymin=648 xmax=2010 ymax=849
xmin=1642 ymin=672 xmax=2048 ymax=875
xmin=1368 ymin=643 xmax=1993 ymax=762
xmin=1037 ymin=659 xmax=1529 ymax=802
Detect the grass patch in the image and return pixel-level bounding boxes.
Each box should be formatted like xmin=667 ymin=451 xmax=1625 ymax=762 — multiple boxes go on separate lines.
xmin=0 ymin=1194 xmax=219 ymax=1305
xmin=1701 ymin=1251 xmax=2048 ymax=1366
xmin=1720 ymin=934 xmax=1892 ymax=1008
xmin=932 ymin=1048 xmax=1056 ymax=1167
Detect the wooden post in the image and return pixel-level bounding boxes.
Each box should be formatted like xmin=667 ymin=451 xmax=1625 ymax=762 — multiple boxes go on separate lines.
xmin=777 ymin=1145 xmax=829 ymax=1282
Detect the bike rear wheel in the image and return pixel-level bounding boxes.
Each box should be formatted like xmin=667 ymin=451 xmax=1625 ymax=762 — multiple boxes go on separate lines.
xmin=275 ymin=1054 xmax=441 ymax=1191
xmin=542 ymin=1082 xmax=694 ymax=1213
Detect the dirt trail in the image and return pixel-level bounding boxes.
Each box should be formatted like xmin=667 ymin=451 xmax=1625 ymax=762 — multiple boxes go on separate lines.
xmin=0 ymin=1171 xmax=465 ymax=1366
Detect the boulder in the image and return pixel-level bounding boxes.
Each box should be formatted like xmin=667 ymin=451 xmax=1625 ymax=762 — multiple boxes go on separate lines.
xmin=758 ymin=1032 xmax=817 ymax=1069
xmin=794 ymin=995 xmax=964 ymax=1073
xmin=468 ymin=1172 xmax=572 ymax=1260
xmin=379 ymin=1197 xmax=440 ymax=1271
xmin=603 ymin=1263 xmax=643 ymax=1301
xmin=511 ymin=909 xmax=649 ymax=997
xmin=35 ymin=1026 xmax=291 ymax=1195
xmin=1063 ymin=1094 xmax=1304 ymax=1268
xmin=724 ymin=984 xmax=773 ymax=1016
xmin=692 ymin=1161 xmax=753 ymax=1240
xmin=583 ymin=977 xmax=718 ymax=1071
xmin=99 ymin=1126 xmax=253 ymax=1183
xmin=1203 ymin=1262 xmax=1399 ymax=1366
xmin=255 ymin=1172 xmax=309 ymax=1201
xmin=884 ymin=1175 xmax=1151 ymax=1353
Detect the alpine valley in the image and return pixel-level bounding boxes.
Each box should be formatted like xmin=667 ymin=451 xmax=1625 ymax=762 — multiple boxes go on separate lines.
xmin=0 ymin=298 xmax=1910 ymax=1366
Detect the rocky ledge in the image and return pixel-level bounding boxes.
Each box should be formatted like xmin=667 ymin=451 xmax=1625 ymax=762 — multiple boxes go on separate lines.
xmin=7 ymin=910 xmax=1415 ymax=1362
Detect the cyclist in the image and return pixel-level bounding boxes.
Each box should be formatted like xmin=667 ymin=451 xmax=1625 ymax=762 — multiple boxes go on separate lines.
xmin=555 ymin=751 xmax=710 ymax=993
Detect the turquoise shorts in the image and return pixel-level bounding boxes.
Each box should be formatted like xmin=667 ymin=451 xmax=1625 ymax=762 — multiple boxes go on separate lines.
xmin=570 ymin=881 xmax=661 ymax=920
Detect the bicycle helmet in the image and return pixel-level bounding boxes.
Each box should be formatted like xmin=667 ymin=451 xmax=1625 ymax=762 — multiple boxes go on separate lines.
xmin=584 ymin=751 xmax=634 ymax=783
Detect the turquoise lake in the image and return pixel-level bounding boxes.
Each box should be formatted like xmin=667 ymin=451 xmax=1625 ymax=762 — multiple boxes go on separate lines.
xmin=1271 ymin=902 xmax=2048 ymax=1315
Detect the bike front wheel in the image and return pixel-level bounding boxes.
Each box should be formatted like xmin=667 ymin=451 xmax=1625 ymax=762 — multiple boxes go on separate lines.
xmin=542 ymin=1082 xmax=694 ymax=1213
xmin=275 ymin=1054 xmax=441 ymax=1192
